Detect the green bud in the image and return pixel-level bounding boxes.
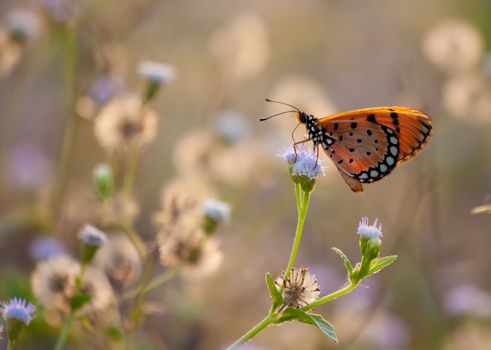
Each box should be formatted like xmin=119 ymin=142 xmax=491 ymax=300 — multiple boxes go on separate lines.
xmin=143 ymin=81 xmax=160 ymax=104
xmin=93 ymin=163 xmax=113 ymax=201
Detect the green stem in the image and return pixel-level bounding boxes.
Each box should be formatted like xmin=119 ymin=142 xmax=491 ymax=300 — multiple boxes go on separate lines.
xmin=119 ymin=220 xmax=146 ymax=262
xmin=122 ymin=146 xmax=140 ymax=199
xmin=50 ymin=28 xmax=79 ymax=228
xmin=294 ymin=183 xmax=302 ymax=213
xmin=7 ymin=340 xmax=14 ymax=350
xmin=283 ymin=190 xmax=311 ymax=281
xmin=226 ymin=314 xmax=274 ymax=350
xmin=301 ymin=281 xmax=358 ymax=311
xmin=54 ymin=312 xmax=74 ymax=350
xmin=120 ymin=270 xmax=177 ymax=301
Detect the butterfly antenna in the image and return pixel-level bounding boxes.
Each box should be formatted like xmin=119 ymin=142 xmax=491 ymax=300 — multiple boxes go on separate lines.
xmin=265 ymin=98 xmax=301 ymax=112
xmin=259 ymin=110 xmax=297 ymax=121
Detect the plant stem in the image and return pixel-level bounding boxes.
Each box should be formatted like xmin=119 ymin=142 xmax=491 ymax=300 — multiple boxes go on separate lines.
xmin=283 ymin=190 xmax=311 ymax=281
xmin=7 ymin=340 xmax=14 ymax=350
xmin=122 ymin=146 xmax=140 ymax=199
xmin=50 ymin=27 xmax=79 ymax=228
xmin=54 ymin=312 xmax=74 ymax=350
xmin=301 ymin=281 xmax=358 ymax=311
xmin=294 ymin=183 xmax=301 ymax=213
xmin=120 ymin=269 xmax=177 ymax=301
xmin=226 ymin=314 xmax=274 ymax=350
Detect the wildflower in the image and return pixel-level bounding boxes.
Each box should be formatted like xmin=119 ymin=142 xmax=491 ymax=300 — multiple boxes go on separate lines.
xmin=0 ymin=297 xmax=36 ymax=344
xmin=356 ymin=217 xmax=383 ymax=280
xmin=94 ymin=233 xmax=142 ymax=287
xmin=442 ymin=74 xmax=491 ymax=124
xmin=202 ymin=198 xmax=231 ymax=234
xmin=6 ymin=143 xmax=52 ymax=189
xmin=280 ymin=145 xmax=325 ymax=193
xmin=77 ymin=266 xmax=114 ymax=312
xmin=29 ymin=237 xmax=65 ymax=261
xmin=423 ymin=19 xmax=484 ymax=73
xmin=31 ymin=255 xmax=113 ymax=314
xmin=93 ymin=163 xmax=114 ymax=201
xmin=357 ymin=217 xmax=383 ymax=238
xmin=94 ymin=95 xmax=159 ymax=153
xmin=0 ymin=298 xmax=36 ymax=325
xmin=444 ymin=284 xmax=491 ymax=317
xmin=138 ymin=60 xmax=175 ymax=85
xmin=89 ymin=73 xmax=125 ymax=105
xmin=39 ymin=0 xmax=83 ymax=25
xmin=158 ymin=223 xmax=205 ymax=269
xmin=275 ymin=267 xmax=320 ymax=308
xmin=212 ymin=110 xmax=250 ymax=144
xmin=180 ymin=237 xmax=223 ymax=279
xmin=209 ymin=13 xmax=269 ymax=79
xmin=79 ymin=224 xmax=107 ymax=264
xmin=6 ymin=9 xmax=41 ymax=43
xmin=31 ymin=255 xmax=80 ymax=313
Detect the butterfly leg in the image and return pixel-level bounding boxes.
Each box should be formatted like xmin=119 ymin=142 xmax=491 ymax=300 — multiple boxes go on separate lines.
xmin=293 ymin=139 xmax=310 ymax=163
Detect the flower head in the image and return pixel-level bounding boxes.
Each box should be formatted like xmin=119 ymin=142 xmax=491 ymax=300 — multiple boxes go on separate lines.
xmin=280 ymin=145 xmax=325 ymax=180
xmin=275 ymin=267 xmax=320 ymax=308
xmin=357 ymin=217 xmax=383 ymax=238
xmin=138 ymin=60 xmax=176 ymax=85
xmin=29 ymin=237 xmax=65 ymax=261
xmin=94 ymin=233 xmax=142 ymax=286
xmin=212 ymin=110 xmax=250 ymax=144
xmin=94 ymin=95 xmax=159 ymax=153
xmin=6 ymin=9 xmax=41 ymax=43
xmin=0 ymin=298 xmax=36 ymax=325
xmin=78 ymin=224 xmax=107 ymax=247
xmin=31 ymin=255 xmax=80 ymax=313
xmin=203 ymin=198 xmax=231 ymax=224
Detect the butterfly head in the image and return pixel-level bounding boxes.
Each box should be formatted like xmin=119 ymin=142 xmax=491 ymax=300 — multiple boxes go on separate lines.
xmin=296 ymin=111 xmax=309 ymax=124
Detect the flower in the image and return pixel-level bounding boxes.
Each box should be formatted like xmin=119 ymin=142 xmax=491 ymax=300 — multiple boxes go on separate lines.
xmin=94 ymin=233 xmax=142 ymax=287
xmin=138 ymin=60 xmax=176 ymax=84
xmin=78 ymin=224 xmax=107 ymax=247
xmin=0 ymin=298 xmax=36 ymax=325
xmin=31 ymin=255 xmax=80 ymax=312
xmin=275 ymin=267 xmax=320 ymax=308
xmin=29 ymin=237 xmax=65 ymax=261
xmin=423 ymin=19 xmax=484 ymax=73
xmin=94 ymin=95 xmax=159 ymax=153
xmin=93 ymin=163 xmax=114 ymax=201
xmin=203 ymin=198 xmax=231 ymax=224
xmin=280 ymin=145 xmax=325 ymax=179
xmin=180 ymin=237 xmax=223 ymax=279
xmin=6 ymin=9 xmax=41 ymax=43
xmin=357 ymin=217 xmax=383 ymax=238
xmin=6 ymin=143 xmax=52 ymax=189
xmin=444 ymin=284 xmax=491 ymax=317
xmin=212 ymin=110 xmax=250 ymax=144
xmin=31 ymin=255 xmax=114 ymax=314
xmin=158 ymin=223 xmax=205 ymax=269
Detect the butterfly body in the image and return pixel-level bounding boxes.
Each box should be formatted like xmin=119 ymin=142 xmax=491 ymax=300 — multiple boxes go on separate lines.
xmin=295 ymin=106 xmax=432 ymax=192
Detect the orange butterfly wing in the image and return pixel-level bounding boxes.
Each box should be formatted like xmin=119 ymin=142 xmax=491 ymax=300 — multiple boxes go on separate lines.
xmin=317 ymin=106 xmax=432 ymax=192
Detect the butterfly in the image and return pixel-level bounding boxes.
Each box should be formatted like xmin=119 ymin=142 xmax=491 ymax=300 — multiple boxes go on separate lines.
xmin=262 ymin=99 xmax=433 ymax=192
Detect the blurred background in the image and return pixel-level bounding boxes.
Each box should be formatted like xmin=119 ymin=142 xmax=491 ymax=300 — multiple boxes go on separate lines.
xmin=0 ymin=0 xmax=490 ymax=349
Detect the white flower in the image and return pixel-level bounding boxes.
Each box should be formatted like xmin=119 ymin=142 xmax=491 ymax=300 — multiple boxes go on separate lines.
xmin=0 ymin=298 xmax=36 ymax=325
xmin=203 ymin=198 xmax=231 ymax=223
xmin=138 ymin=61 xmax=176 ymax=84
xmin=280 ymin=145 xmax=325 ymax=179
xmin=357 ymin=217 xmax=383 ymax=238
xmin=78 ymin=224 xmax=107 ymax=247
xmin=275 ymin=267 xmax=320 ymax=308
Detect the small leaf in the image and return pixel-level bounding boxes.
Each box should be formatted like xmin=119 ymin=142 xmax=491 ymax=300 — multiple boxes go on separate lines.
xmin=332 ymin=247 xmax=353 ymax=274
xmin=265 ymin=273 xmax=283 ymax=307
xmin=278 ymin=307 xmax=314 ymax=324
xmin=69 ymin=293 xmax=92 ymax=311
xmin=311 ymin=315 xmax=338 ymax=343
xmin=277 ymin=308 xmax=338 ymax=343
xmin=368 ymin=255 xmax=397 ymax=275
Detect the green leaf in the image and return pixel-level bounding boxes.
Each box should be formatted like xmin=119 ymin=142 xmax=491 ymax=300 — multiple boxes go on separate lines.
xmin=368 ymin=255 xmax=397 ymax=275
xmin=69 ymin=293 xmax=92 ymax=311
xmin=277 ymin=308 xmax=338 ymax=343
xmin=332 ymin=247 xmax=353 ymax=274
xmin=265 ymin=273 xmax=283 ymax=307
xmin=310 ymin=315 xmax=338 ymax=343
